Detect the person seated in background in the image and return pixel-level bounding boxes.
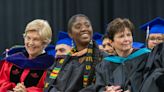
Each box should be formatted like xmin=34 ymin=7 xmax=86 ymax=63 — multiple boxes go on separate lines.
xmin=140 ymin=17 xmax=164 ymax=50
xmin=55 ymin=31 xmax=72 ymax=57
xmin=0 ymin=19 xmax=54 ymax=92
xmin=93 ymin=32 xmax=103 ymax=50
xmin=45 ymin=31 xmax=72 ymax=85
xmin=139 ymin=42 xmax=164 ymax=92
xmin=102 ymin=34 xmax=115 ymax=55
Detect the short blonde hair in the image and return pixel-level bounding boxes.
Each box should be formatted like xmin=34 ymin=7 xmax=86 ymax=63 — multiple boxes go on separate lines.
xmin=23 ymin=19 xmax=52 ymax=46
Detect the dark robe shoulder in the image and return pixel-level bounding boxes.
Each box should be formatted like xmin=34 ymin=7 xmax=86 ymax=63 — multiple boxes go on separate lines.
xmin=44 ymin=41 xmax=107 ymax=92
xmin=94 ymin=48 xmax=150 ymax=92
xmin=122 ymin=52 xmax=149 ymax=91
xmin=5 ymin=52 xmax=54 ymax=70
xmin=139 ymin=43 xmax=164 ymax=92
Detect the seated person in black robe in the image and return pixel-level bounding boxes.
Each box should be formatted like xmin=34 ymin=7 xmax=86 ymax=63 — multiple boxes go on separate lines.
xmin=139 ymin=42 xmax=164 ymax=92
xmin=44 ymin=14 xmax=108 ymax=92
xmin=126 ymin=17 xmax=164 ymax=92
xmin=94 ymin=18 xmax=150 ymax=92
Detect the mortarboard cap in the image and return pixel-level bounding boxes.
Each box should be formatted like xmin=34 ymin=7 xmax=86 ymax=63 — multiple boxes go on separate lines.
xmin=93 ymin=32 xmax=103 ymax=45
xmin=45 ymin=44 xmax=55 ymax=56
xmin=140 ymin=17 xmax=164 ymax=38
xmin=56 ymin=31 xmax=72 ymax=47
xmin=132 ymin=42 xmax=145 ymax=49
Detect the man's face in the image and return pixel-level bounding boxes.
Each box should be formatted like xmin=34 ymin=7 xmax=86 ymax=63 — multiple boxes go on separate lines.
xmin=55 ymin=44 xmax=72 ymax=57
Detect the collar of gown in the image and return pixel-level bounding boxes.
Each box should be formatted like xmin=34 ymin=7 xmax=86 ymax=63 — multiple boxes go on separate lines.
xmin=5 ymin=52 xmax=54 ymax=70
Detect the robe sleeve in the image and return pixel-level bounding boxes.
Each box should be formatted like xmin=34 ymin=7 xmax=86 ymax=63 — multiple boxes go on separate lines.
xmin=94 ymin=60 xmax=118 ymax=92
xmin=94 ymin=62 xmax=106 ymax=92
xmin=0 ymin=60 xmax=16 ymax=91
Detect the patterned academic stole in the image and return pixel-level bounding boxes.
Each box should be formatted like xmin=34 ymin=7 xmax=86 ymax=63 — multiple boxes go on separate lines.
xmin=45 ymin=58 xmax=65 ymax=88
xmin=45 ymin=58 xmax=66 ymax=88
xmin=83 ymin=42 xmax=93 ymax=87
xmin=70 ymin=41 xmax=94 ymax=87
xmin=49 ymin=58 xmax=65 ymax=79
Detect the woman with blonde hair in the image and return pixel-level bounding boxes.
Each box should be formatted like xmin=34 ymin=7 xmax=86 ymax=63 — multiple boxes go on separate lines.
xmin=0 ymin=19 xmax=54 ymax=92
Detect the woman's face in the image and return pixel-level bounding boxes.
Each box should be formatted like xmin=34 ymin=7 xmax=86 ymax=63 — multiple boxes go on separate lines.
xmin=69 ymin=17 xmax=93 ymax=47
xmin=111 ymin=28 xmax=133 ymax=52
xmin=148 ymin=34 xmax=164 ymax=49
xmin=24 ymin=31 xmax=45 ymax=59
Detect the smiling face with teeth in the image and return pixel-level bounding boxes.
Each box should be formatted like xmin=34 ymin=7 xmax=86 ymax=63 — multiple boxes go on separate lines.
xmin=23 ymin=19 xmax=52 ymax=59
xmin=68 ymin=15 xmax=93 ymax=50
xmin=24 ymin=30 xmax=45 ymax=59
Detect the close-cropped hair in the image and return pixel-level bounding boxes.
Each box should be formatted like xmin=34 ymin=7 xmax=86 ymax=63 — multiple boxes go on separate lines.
xmin=67 ymin=14 xmax=91 ymax=33
xmin=23 ymin=19 xmax=52 ymax=45
xmin=106 ymin=18 xmax=135 ymax=41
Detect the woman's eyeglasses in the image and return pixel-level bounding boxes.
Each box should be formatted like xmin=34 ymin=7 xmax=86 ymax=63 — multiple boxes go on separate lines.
xmin=149 ymin=37 xmax=164 ymax=42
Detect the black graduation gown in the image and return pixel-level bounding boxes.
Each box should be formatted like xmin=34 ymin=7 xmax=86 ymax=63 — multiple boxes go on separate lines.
xmin=44 ymin=43 xmax=108 ymax=92
xmin=94 ymin=48 xmax=150 ymax=92
xmin=123 ymin=52 xmax=149 ymax=92
xmin=139 ymin=43 xmax=164 ymax=92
